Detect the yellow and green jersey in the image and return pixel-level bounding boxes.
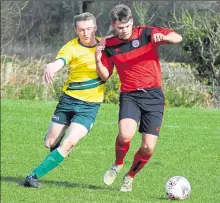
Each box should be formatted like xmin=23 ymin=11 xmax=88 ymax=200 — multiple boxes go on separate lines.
xmin=56 ymin=37 xmax=105 ymax=103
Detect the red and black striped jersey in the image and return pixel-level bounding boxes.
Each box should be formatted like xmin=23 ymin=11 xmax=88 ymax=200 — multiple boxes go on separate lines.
xmin=101 ymin=26 xmax=175 ymax=92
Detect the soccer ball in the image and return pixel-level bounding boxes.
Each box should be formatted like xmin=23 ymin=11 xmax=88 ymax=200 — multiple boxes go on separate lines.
xmin=165 ymin=176 xmax=191 ymax=200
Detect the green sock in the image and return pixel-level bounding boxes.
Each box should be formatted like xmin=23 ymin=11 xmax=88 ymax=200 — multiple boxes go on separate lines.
xmin=30 ymin=149 xmax=65 ymax=179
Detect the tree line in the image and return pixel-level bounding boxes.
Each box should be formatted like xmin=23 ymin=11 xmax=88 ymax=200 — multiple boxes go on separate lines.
xmin=1 ymin=1 xmax=220 ymax=86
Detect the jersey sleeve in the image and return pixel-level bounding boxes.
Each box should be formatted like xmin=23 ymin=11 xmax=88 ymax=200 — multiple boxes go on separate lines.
xmin=101 ymin=50 xmax=114 ymax=77
xmin=56 ymin=42 xmax=75 ymax=65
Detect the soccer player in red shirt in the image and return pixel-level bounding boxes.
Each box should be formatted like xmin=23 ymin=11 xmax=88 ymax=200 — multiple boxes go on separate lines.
xmin=95 ymin=4 xmax=183 ymax=192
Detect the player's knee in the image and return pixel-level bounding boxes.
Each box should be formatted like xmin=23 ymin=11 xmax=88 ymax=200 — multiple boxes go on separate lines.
xmin=141 ymin=144 xmax=155 ymax=155
xmin=119 ymin=130 xmax=133 ymax=142
xmin=44 ymin=139 xmax=56 ymax=148
xmin=44 ymin=132 xmax=57 ymax=148
xmin=118 ymin=135 xmax=131 ymax=143
xmin=44 ymin=142 xmax=50 ymax=148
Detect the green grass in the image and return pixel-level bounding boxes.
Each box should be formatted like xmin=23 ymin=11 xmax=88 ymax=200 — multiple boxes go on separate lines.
xmin=1 ymin=99 xmax=220 ymax=203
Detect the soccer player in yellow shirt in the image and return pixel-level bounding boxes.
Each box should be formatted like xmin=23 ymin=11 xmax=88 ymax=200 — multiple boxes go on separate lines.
xmin=24 ymin=12 xmax=105 ymax=188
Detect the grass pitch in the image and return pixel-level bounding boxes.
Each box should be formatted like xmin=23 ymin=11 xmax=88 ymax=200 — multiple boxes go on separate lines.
xmin=1 ymin=99 xmax=220 ymax=203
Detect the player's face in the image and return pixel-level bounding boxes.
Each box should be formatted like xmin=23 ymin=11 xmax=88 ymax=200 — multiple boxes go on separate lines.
xmin=75 ymin=19 xmax=97 ymax=45
xmin=113 ymin=18 xmax=133 ymax=40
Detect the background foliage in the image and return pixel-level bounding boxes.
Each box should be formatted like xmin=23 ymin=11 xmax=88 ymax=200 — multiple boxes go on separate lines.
xmin=1 ymin=1 xmax=220 ymax=108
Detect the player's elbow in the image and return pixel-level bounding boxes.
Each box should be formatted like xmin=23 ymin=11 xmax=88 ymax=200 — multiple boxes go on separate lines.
xmin=99 ymin=75 xmax=109 ymax=81
xmin=97 ymin=68 xmax=110 ymax=81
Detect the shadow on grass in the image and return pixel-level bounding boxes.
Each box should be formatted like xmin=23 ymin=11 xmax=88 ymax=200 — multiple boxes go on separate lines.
xmin=150 ymin=196 xmax=173 ymax=201
xmin=1 ymin=176 xmax=116 ymax=191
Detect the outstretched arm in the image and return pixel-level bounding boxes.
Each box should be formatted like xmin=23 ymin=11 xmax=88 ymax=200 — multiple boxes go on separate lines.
xmin=152 ymin=32 xmax=182 ymax=44
xmin=43 ymin=59 xmax=65 ymax=84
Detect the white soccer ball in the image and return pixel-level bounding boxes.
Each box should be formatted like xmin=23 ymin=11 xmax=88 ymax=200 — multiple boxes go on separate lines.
xmin=165 ymin=176 xmax=191 ymax=200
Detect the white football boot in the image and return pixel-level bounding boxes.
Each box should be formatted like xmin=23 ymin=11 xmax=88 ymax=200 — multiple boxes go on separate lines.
xmin=104 ymin=163 xmax=123 ymax=185
xmin=120 ymin=174 xmax=133 ymax=192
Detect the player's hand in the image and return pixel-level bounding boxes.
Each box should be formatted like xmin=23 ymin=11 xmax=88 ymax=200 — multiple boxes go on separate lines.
xmin=95 ymin=45 xmax=104 ymax=63
xmin=95 ymin=35 xmax=114 ymax=63
xmin=152 ymin=33 xmax=165 ymax=42
xmin=43 ymin=63 xmax=56 ymax=84
xmin=98 ymin=35 xmax=114 ymax=46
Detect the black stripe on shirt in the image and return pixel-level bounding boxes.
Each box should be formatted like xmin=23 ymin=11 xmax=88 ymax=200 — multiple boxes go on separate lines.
xmin=104 ymin=27 xmax=153 ymax=57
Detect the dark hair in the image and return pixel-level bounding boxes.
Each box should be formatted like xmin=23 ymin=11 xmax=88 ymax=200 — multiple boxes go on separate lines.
xmin=73 ymin=12 xmax=96 ymax=28
xmin=110 ymin=4 xmax=132 ymax=23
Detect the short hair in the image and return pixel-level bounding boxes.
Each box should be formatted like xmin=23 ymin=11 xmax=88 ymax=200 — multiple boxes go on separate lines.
xmin=73 ymin=12 xmax=96 ymax=28
xmin=110 ymin=4 xmax=132 ymax=23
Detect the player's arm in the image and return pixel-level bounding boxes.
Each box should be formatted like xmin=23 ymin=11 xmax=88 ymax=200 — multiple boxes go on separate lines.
xmin=162 ymin=32 xmax=182 ymax=44
xmin=96 ymin=62 xmax=110 ymax=81
xmin=95 ymin=43 xmax=114 ymax=81
xmin=44 ymin=42 xmax=73 ymax=84
xmin=151 ymin=27 xmax=182 ymax=44
xmin=43 ymin=59 xmax=65 ymax=84
xmin=95 ymin=47 xmax=110 ymax=81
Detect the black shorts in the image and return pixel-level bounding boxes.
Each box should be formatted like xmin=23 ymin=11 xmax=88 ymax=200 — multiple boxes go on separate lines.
xmin=119 ymin=87 xmax=165 ymax=136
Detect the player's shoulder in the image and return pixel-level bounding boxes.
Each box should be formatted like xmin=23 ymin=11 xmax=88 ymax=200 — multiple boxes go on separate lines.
xmin=60 ymin=38 xmax=79 ymax=51
xmin=64 ymin=38 xmax=79 ymax=46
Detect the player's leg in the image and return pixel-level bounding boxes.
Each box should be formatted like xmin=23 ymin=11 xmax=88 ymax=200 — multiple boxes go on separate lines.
xmin=57 ymin=100 xmax=100 ymax=157
xmin=120 ymin=87 xmax=165 ymax=192
xmin=28 ymin=101 xmax=99 ymax=179
xmin=104 ymin=94 xmax=141 ymax=185
xmin=24 ymin=97 xmax=99 ymax=188
xmin=120 ymin=111 xmax=163 ymax=192
xmin=24 ymin=122 xmax=88 ymax=188
xmin=58 ymin=123 xmax=88 ymax=156
xmin=44 ymin=122 xmax=68 ymax=152
xmin=128 ymin=132 xmax=158 ymax=177
xmin=44 ymin=93 xmax=73 ymax=151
